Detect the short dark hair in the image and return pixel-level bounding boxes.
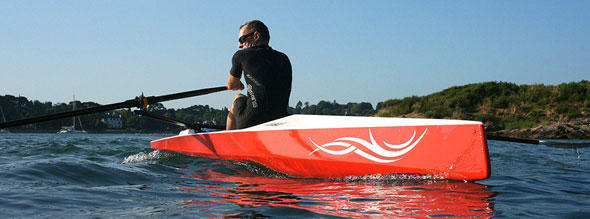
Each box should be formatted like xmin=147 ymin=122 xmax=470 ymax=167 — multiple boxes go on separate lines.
xmin=241 ymin=20 xmax=270 ymax=43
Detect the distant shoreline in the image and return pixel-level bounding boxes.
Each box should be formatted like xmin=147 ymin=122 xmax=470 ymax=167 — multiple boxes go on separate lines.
xmin=4 ymin=119 xmax=589 ymax=140
xmin=7 ymin=118 xmax=589 ymax=140
xmin=3 ymin=81 xmax=589 ymax=139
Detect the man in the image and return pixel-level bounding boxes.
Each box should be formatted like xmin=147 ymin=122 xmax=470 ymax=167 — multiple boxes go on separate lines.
xmin=226 ymin=20 xmax=292 ymax=130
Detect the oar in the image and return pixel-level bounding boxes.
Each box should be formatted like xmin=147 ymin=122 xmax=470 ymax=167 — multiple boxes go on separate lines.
xmin=486 ymin=134 xmax=590 ymax=148
xmin=134 ymin=110 xmax=225 ymax=131
xmin=485 ymin=134 xmax=540 ymax=144
xmin=0 ymin=86 xmax=227 ymax=129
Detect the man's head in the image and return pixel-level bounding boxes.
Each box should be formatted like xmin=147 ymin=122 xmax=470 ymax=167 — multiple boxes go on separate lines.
xmin=238 ymin=20 xmax=270 ymax=49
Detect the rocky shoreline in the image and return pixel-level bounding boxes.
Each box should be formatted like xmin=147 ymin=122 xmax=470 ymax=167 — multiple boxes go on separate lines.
xmin=488 ymin=118 xmax=590 ymax=140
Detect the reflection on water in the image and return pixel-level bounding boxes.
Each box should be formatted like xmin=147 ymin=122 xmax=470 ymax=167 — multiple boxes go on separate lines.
xmin=180 ymin=169 xmax=496 ymax=218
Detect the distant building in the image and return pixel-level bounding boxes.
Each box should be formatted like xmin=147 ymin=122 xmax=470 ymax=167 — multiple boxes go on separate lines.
xmin=102 ymin=113 xmax=123 ymax=129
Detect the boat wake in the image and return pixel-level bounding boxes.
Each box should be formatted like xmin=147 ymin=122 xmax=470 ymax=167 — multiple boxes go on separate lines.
xmin=309 ymin=129 xmax=428 ymax=163
xmin=122 ymin=150 xmax=165 ymax=164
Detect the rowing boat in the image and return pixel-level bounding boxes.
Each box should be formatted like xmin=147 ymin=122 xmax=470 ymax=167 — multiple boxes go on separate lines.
xmin=151 ymin=115 xmax=490 ymax=181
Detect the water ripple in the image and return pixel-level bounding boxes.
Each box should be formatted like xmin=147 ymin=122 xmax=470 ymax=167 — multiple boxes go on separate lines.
xmin=0 ymin=133 xmax=588 ymax=217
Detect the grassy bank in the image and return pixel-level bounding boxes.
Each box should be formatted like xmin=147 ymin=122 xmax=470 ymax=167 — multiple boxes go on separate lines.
xmin=376 ymin=81 xmax=590 ymax=131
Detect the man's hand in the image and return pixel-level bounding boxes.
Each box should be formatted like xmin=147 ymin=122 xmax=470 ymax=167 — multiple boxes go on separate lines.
xmin=227 ymin=74 xmax=244 ymax=90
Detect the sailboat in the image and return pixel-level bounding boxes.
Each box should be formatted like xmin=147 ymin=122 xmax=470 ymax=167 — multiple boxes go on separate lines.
xmin=57 ymin=95 xmax=87 ymax=134
xmin=0 ymin=105 xmax=8 ymax=133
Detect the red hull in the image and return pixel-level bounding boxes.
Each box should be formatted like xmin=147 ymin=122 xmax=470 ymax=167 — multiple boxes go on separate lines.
xmin=151 ymin=120 xmax=490 ymax=181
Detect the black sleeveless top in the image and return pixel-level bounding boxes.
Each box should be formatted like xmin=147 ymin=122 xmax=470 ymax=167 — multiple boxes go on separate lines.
xmin=229 ymin=45 xmax=292 ymax=127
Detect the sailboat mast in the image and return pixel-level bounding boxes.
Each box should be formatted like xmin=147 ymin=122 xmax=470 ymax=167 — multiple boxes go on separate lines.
xmin=73 ymin=95 xmax=76 ymax=130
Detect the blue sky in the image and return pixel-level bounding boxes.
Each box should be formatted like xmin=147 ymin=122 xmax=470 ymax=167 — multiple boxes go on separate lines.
xmin=1 ymin=1 xmax=589 ymax=109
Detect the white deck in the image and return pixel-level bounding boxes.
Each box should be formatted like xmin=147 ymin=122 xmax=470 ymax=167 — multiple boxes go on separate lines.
xmin=228 ymin=114 xmax=481 ymax=132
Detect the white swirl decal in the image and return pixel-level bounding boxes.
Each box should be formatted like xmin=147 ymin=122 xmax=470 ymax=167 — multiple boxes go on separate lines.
xmin=309 ymin=129 xmax=428 ymax=163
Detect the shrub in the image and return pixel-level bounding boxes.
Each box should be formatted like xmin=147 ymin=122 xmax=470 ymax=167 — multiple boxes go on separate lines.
xmin=503 ymin=119 xmax=538 ymax=130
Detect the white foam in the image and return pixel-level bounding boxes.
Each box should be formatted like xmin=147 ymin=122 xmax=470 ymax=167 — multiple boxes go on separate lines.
xmin=122 ymin=150 xmax=162 ymax=164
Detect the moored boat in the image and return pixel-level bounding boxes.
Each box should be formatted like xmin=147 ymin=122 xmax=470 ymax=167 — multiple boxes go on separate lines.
xmin=152 ymin=115 xmax=490 ymax=181
xmin=57 ymin=95 xmax=87 ymax=134
xmin=0 ymin=106 xmax=8 ymax=133
xmin=57 ymin=126 xmax=87 ymax=134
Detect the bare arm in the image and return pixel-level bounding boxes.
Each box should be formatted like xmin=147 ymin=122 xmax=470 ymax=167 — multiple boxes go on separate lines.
xmin=227 ymin=73 xmax=244 ymax=90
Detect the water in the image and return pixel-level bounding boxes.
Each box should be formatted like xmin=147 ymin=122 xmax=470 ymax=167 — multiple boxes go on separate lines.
xmin=0 ymin=133 xmax=588 ymax=218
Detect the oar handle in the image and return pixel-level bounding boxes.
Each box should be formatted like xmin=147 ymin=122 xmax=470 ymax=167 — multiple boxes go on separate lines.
xmin=0 ymin=86 xmax=228 ymax=129
xmin=146 ymin=86 xmax=228 ymax=106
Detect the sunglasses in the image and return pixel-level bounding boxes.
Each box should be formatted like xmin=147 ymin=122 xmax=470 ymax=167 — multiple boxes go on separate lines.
xmin=238 ymin=32 xmax=255 ymax=44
